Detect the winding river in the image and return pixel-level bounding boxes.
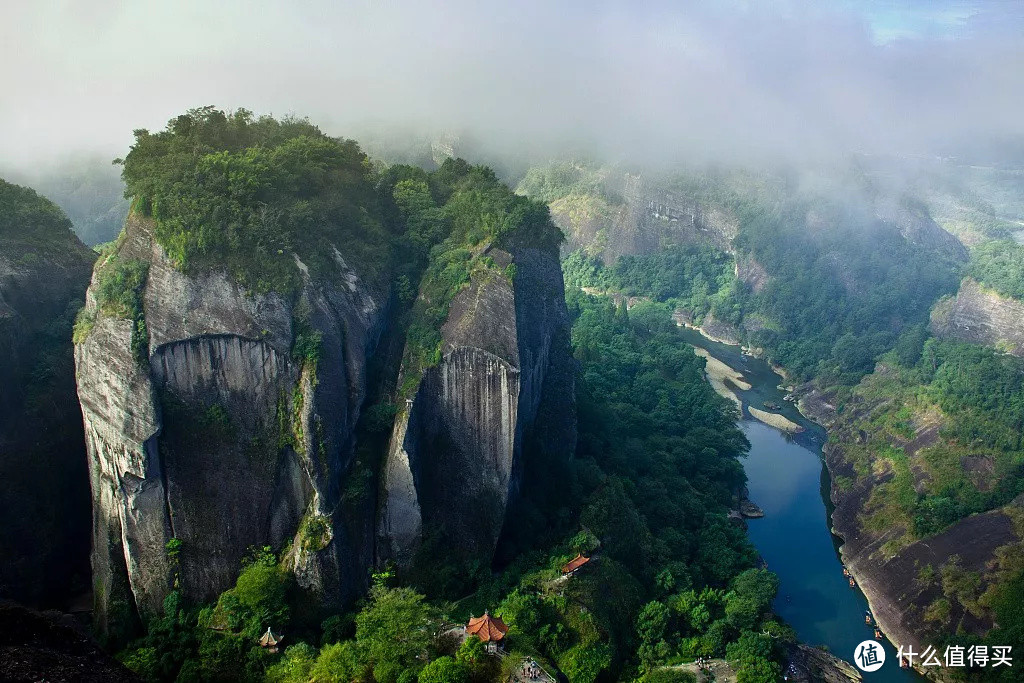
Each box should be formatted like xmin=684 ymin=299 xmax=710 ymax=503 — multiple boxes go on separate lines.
xmin=675 ymin=326 xmax=920 ymax=681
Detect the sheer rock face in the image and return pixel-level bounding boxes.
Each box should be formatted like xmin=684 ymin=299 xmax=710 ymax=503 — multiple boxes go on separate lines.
xmin=379 ymin=246 xmax=576 ymax=566
xmin=931 ymin=277 xmax=1024 ymax=355
xmin=827 ymin=425 xmax=1020 ymax=656
xmin=0 ymin=228 xmax=94 ymax=607
xmin=76 ymin=214 xmax=387 ymax=640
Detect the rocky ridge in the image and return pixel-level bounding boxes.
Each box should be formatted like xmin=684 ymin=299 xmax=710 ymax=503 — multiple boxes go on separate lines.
xmin=798 ymin=377 xmax=1021 ymax=677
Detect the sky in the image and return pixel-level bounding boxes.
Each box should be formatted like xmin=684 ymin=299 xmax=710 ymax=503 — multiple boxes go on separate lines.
xmin=1 ymin=0 xmax=1023 ymax=170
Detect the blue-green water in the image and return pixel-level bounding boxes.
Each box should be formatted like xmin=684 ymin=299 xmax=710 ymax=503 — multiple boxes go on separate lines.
xmin=675 ymin=326 xmax=919 ymax=681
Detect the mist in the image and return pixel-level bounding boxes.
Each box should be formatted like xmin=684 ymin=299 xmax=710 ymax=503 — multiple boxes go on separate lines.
xmin=2 ymin=0 xmax=1024 ymax=173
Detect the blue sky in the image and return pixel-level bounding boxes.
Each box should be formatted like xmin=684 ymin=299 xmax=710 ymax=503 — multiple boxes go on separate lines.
xmin=847 ymin=0 xmax=1018 ymax=42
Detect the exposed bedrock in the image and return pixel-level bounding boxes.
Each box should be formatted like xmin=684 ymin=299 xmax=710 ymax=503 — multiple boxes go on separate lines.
xmin=378 ymin=245 xmax=576 ymax=567
xmin=931 ymin=277 xmax=1024 ymax=355
xmin=75 ymin=214 xmax=388 ymax=642
xmin=551 ymin=173 xmax=740 ymax=263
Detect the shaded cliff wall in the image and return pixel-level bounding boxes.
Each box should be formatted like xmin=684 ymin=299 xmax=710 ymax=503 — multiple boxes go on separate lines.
xmin=0 ymin=201 xmax=95 ymax=607
xmin=76 ymin=214 xmax=388 ymax=641
xmin=378 ymin=245 xmax=576 ymax=566
xmin=931 ymin=277 xmax=1024 ymax=355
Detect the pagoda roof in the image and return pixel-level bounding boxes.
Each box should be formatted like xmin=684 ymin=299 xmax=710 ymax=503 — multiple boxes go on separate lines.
xmin=466 ymin=611 xmax=508 ymax=642
xmin=259 ymin=627 xmax=283 ymax=647
xmin=561 ymin=553 xmax=591 ymax=574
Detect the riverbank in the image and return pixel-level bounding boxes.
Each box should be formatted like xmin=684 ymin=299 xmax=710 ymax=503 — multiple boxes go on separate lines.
xmin=693 ymin=347 xmax=749 ymax=408
xmin=748 ymin=406 xmax=804 ymax=433
xmin=797 ymin=379 xmax=1020 ymax=682
xmin=785 ymin=382 xmax=931 ymax=675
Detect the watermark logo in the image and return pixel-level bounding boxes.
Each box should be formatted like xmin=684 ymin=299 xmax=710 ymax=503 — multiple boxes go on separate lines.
xmin=898 ymin=645 xmax=1012 ymax=669
xmin=855 ymin=640 xmax=885 ymax=672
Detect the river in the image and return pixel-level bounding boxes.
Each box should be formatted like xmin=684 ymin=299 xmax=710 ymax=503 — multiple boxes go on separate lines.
xmin=674 ymin=326 xmax=920 ymax=681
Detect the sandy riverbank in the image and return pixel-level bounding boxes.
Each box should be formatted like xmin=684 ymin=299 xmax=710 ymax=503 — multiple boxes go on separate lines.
xmin=693 ymin=347 xmax=750 ymax=408
xmin=747 ymin=406 xmax=804 ymax=433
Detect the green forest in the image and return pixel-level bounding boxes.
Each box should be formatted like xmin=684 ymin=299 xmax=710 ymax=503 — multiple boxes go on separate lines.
xmin=825 ymin=333 xmax=1024 ymax=679
xmin=3 ymin=156 xmax=130 ymax=246
xmin=120 ymin=107 xmax=390 ymax=293
xmin=561 ymin=246 xmax=737 ymax=324
xmin=836 ymin=336 xmax=1024 ymax=542
xmin=554 ymin=172 xmax=964 ymax=386
xmin=969 ymin=240 xmax=1024 ymax=300
xmin=102 ymin=110 xmax=785 ymax=683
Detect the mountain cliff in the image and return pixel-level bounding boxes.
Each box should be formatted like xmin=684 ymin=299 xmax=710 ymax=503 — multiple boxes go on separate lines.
xmin=537 ymin=168 xmax=741 ymax=262
xmin=799 ymin=337 xmax=1024 ymax=670
xmin=76 ymin=209 xmax=389 ymax=640
xmin=378 ymin=242 xmax=575 ymax=570
xmin=931 ymin=277 xmax=1024 ymax=355
xmin=0 ymin=179 xmax=96 ymax=607
xmin=73 ymin=108 xmax=576 ymax=642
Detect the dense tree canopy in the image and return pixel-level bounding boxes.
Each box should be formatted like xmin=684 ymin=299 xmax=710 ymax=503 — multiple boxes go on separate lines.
xmin=121 ymin=107 xmax=388 ymax=293
xmin=968 ymin=239 xmax=1024 ymax=300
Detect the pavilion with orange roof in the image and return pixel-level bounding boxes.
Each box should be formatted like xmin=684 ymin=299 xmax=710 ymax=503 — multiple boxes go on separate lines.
xmin=466 ymin=610 xmax=508 ymax=653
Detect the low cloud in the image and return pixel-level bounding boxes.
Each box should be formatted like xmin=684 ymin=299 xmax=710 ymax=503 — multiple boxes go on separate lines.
xmin=1 ymin=0 xmax=1023 ymax=170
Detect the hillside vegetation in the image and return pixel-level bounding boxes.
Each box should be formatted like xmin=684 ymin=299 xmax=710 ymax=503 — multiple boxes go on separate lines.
xmin=823 ymin=335 xmax=1024 ymax=674
xmin=546 ymin=164 xmax=964 ymax=385
xmin=0 ymin=179 xmax=79 ymax=254
xmin=969 ymin=240 xmax=1024 ymax=300
xmin=121 ymin=106 xmax=389 ymax=293
xmin=3 ymin=157 xmax=129 ymax=246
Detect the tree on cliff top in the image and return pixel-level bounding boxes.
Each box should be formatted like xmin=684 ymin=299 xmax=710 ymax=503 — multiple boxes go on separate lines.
xmin=120 ymin=106 xmax=388 ymax=293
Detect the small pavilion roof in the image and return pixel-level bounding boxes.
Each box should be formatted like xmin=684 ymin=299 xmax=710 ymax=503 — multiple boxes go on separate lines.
xmin=466 ymin=611 xmax=508 ymax=642
xmin=562 ymin=553 xmax=591 ymax=574
xmin=259 ymin=627 xmax=283 ymax=647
